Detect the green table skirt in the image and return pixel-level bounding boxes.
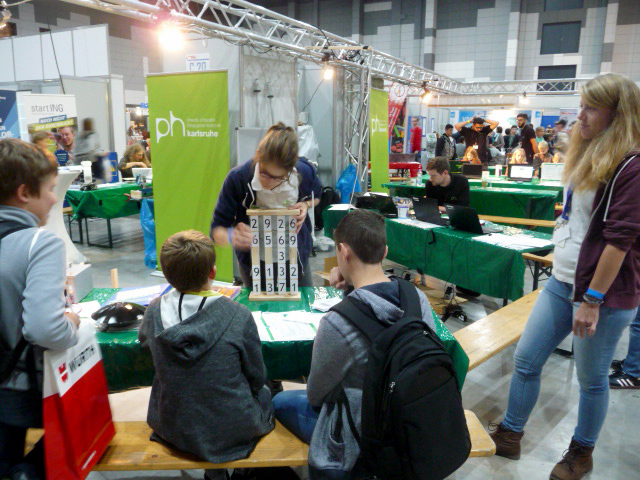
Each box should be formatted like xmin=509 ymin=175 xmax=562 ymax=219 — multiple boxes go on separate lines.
xmin=86 ymin=287 xmax=469 ymax=392
xmin=66 ymin=183 xmax=144 ymax=220
xmin=323 ymin=207 xmax=552 ymax=300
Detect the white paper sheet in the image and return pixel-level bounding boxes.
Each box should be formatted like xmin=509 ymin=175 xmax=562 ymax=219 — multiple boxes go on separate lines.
xmin=76 ymin=301 xmax=102 ymax=319
xmin=260 ymin=312 xmax=316 ymax=341
xmin=328 ymin=204 xmax=355 ymax=211
xmin=252 ymin=312 xmax=273 ymax=341
xmin=113 ymin=285 xmax=170 ymax=303
xmin=472 ymin=233 xmax=553 ymax=249
xmin=310 ymin=296 xmax=342 ymax=312
xmin=283 ymin=311 xmax=325 ymax=330
xmin=391 ymin=218 xmax=441 ymax=230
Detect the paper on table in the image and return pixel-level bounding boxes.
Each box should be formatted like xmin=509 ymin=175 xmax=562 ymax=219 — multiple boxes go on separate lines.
xmin=311 ymin=296 xmax=342 ymax=312
xmin=282 ymin=311 xmax=325 ymax=330
xmin=76 ymin=301 xmax=102 ymax=319
xmin=252 ymin=312 xmax=273 ymax=341
xmin=328 ymin=204 xmax=355 ymax=210
xmin=261 ymin=313 xmax=316 ymax=341
xmin=472 ymin=233 xmax=553 ymax=249
xmin=391 ymin=218 xmax=441 ymax=230
xmin=113 ymin=284 xmax=171 ymax=304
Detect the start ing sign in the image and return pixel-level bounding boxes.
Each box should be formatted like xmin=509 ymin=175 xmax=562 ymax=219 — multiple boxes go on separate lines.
xmin=186 ymin=53 xmax=210 ymax=72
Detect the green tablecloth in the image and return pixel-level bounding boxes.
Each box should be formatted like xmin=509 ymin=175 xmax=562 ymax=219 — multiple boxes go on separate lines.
xmin=86 ymin=287 xmax=468 ymax=392
xmin=65 ymin=183 xmax=143 ymax=220
xmin=323 ymin=206 xmax=552 ymax=301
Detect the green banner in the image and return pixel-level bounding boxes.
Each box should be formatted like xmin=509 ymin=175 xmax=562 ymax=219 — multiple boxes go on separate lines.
xmin=147 ymin=71 xmax=233 ymax=282
xmin=370 ymin=88 xmax=389 ymax=194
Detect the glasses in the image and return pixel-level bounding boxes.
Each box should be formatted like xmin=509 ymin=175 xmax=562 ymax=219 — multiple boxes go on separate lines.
xmin=259 ymin=170 xmax=290 ymax=183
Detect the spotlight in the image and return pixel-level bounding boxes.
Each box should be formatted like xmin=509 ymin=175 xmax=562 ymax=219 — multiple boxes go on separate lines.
xmin=521 ymin=92 xmax=530 ymax=105
xmin=420 ymin=81 xmax=432 ymax=104
xmin=0 ymin=8 xmax=11 ymax=30
xmin=157 ymin=22 xmax=184 ymax=51
xmin=323 ymin=66 xmax=334 ymax=80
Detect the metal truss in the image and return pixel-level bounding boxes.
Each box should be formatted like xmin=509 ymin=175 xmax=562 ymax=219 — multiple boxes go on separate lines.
xmin=60 ymin=0 xmax=584 ymax=190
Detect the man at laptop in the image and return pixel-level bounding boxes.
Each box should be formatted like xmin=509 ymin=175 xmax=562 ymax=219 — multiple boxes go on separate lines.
xmin=425 ymin=157 xmax=470 ymax=213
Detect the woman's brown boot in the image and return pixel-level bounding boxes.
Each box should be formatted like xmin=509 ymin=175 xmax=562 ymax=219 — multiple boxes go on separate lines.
xmin=488 ymin=422 xmax=524 ymax=460
xmin=549 ymin=438 xmax=594 ymax=480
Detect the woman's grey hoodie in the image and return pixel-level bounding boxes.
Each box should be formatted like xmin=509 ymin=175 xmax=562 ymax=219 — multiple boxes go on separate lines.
xmin=139 ymin=293 xmax=274 ymax=463
xmin=306 ymin=280 xmax=436 ymax=472
xmin=0 ymin=206 xmax=78 ymax=392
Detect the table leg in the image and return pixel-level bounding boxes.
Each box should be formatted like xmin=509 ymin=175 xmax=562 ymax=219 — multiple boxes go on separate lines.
xmin=532 ymin=261 xmax=540 ymax=291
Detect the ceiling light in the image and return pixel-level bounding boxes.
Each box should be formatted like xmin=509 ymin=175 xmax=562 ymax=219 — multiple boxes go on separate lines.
xmin=157 ymin=22 xmax=184 ymax=51
xmin=323 ymin=65 xmax=334 ymax=80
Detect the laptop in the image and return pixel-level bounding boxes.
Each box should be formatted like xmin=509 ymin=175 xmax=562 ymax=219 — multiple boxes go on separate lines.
xmin=461 ymin=164 xmax=483 ymax=179
xmin=412 ymin=197 xmax=444 ymax=225
xmin=445 ymin=204 xmax=502 ymax=235
xmin=355 ymin=194 xmax=397 ymax=216
xmin=508 ymin=164 xmax=534 ymax=182
xmin=540 ymin=163 xmax=564 ymax=182
xmin=132 ymin=167 xmax=152 ymax=180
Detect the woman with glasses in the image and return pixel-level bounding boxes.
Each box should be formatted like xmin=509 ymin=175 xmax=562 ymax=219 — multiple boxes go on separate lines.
xmin=211 ymin=122 xmax=322 ymax=287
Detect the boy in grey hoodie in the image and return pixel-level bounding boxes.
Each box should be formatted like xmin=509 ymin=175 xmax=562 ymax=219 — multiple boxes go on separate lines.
xmin=139 ymin=230 xmax=274 ymax=480
xmin=273 ymin=210 xmax=435 ymax=479
xmin=0 ymin=139 xmax=80 ymax=480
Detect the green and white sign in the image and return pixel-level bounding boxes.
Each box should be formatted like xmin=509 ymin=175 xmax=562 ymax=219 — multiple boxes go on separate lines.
xmin=370 ymin=88 xmax=389 ymax=194
xmin=147 ymin=71 xmax=233 ymax=281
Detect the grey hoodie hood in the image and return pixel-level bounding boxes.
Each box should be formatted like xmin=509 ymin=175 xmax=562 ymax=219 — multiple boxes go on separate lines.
xmin=157 ymin=293 xmax=230 ymax=362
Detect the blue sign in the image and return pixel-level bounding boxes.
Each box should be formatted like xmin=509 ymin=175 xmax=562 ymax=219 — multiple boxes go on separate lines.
xmin=140 ymin=102 xmax=148 ymax=108
xmin=0 ymin=90 xmax=20 ymax=139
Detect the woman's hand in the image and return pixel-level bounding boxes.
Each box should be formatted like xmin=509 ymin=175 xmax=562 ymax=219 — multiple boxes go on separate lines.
xmin=573 ymin=302 xmax=599 ymax=338
xmin=65 ymin=311 xmax=81 ymax=329
xmin=231 ymin=223 xmax=253 ymax=251
xmin=329 ymin=266 xmax=348 ymax=291
xmin=291 ymin=202 xmax=309 ymax=234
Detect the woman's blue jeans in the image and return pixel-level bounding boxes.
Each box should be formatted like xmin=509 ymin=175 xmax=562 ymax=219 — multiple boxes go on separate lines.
xmin=502 ymin=275 xmax=636 ymax=447
xmin=272 ymin=390 xmax=319 ymax=444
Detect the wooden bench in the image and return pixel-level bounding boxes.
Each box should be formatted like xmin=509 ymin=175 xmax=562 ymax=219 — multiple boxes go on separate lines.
xmin=478 ymin=215 xmax=555 ymax=229
xmin=454 ymin=289 xmax=541 ymax=371
xmin=26 ymin=412 xmax=494 ymax=471
xmin=522 ymin=252 xmax=554 ymax=290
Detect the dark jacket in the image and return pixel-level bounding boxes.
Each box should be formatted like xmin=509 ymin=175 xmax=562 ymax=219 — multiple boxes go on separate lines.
xmin=435 ymin=134 xmax=455 ymax=160
xmin=574 ymin=152 xmax=640 ymax=309
xmin=139 ymin=295 xmax=274 ymax=462
xmin=210 ymin=158 xmax=322 ymax=272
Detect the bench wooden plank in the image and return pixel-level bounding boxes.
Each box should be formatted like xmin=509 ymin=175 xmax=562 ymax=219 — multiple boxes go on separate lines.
xmin=454 ymin=289 xmax=541 ymax=371
xmin=522 ymin=252 xmax=554 ymax=266
xmin=478 ymin=215 xmax=555 ymax=228
xmin=26 ymin=410 xmax=494 ymax=470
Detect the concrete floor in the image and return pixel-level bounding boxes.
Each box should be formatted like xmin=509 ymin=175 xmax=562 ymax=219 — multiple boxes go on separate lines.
xmin=77 ymin=216 xmax=639 ymax=480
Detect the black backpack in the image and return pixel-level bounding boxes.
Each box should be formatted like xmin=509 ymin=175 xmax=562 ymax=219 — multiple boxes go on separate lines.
xmin=314 ymin=186 xmax=341 ymax=231
xmin=0 ymin=220 xmax=33 ymax=384
xmin=330 ymin=279 xmax=471 ymax=480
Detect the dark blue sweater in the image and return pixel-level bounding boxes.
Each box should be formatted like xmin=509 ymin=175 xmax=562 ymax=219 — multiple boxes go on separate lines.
xmin=211 ymin=158 xmax=322 ymax=272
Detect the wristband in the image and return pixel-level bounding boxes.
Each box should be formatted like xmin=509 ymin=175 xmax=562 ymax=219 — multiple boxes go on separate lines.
xmin=227 ymin=227 xmax=234 ymax=245
xmin=586 ymin=288 xmax=604 ymax=300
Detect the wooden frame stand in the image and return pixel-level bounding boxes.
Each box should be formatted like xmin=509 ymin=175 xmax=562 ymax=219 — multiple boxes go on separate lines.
xmin=247 ymin=209 xmax=302 ymax=301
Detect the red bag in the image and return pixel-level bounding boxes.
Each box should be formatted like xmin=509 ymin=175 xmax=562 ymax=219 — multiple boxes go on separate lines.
xmin=42 ymin=321 xmax=115 ymax=479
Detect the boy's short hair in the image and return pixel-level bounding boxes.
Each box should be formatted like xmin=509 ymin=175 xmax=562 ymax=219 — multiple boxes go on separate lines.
xmin=445 ymin=124 xmax=453 ymax=130
xmin=517 ymin=113 xmax=528 ymax=120
xmin=334 ymin=210 xmax=386 ymax=265
xmin=426 ymin=156 xmax=450 ymax=174
xmin=0 ymin=139 xmax=57 ymax=203
xmin=160 ymin=230 xmax=216 ymax=292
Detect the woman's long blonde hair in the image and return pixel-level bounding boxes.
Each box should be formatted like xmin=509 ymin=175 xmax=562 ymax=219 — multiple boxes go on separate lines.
xmin=124 ymin=143 xmax=149 ymax=165
xmin=464 ymin=146 xmax=480 ymax=164
xmin=563 ymin=73 xmax=640 ymax=191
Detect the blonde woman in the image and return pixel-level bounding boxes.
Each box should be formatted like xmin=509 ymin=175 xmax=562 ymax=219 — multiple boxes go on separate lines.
xmin=118 ymin=143 xmax=150 ymax=178
xmin=490 ymin=73 xmax=640 ymax=480
xmin=463 ymin=146 xmax=481 ymax=164
xmin=509 ymin=147 xmax=527 ymax=164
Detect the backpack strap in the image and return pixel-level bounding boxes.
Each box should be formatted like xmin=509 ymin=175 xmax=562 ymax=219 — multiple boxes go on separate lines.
xmin=329 ymin=295 xmax=386 ymax=343
xmin=396 ymin=278 xmax=422 ymax=319
xmin=0 ymin=220 xmax=34 ymax=385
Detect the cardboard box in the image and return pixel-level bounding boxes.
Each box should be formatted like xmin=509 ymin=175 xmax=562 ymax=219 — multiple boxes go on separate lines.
xmin=66 ymin=263 xmax=93 ymax=303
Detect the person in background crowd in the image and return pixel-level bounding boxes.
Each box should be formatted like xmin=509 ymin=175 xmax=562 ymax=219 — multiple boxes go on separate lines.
xmin=75 ymin=118 xmax=107 ymax=182
xmin=425 ymin=157 xmax=470 ymax=212
xmin=455 ymin=116 xmax=499 ymax=167
xmin=552 ymin=152 xmax=563 ymax=163
xmin=435 ymin=124 xmax=456 ymax=160
xmin=533 ymin=141 xmax=553 ymax=177
xmin=409 ymin=117 xmax=423 ymax=162
xmin=0 ymin=139 xmax=80 ymax=480
xmin=492 ymin=126 xmax=505 ymax=150
xmin=118 ymin=143 xmax=150 ymax=179
xmin=609 ymin=310 xmax=640 ymax=389
xmin=535 ymin=127 xmax=545 ymax=144
xmin=509 ymin=148 xmax=527 ymax=165
xmin=464 ymin=147 xmax=481 ymax=164
xmin=505 ymin=127 xmax=521 ymax=153
xmin=552 ymin=118 xmax=570 ymax=160
xmin=489 ymin=73 xmax=640 ymax=480
xmin=54 ymin=126 xmax=76 ymax=165
xmin=516 ymin=113 xmax=538 ymax=164
xmin=454 ymin=135 xmax=466 ymax=158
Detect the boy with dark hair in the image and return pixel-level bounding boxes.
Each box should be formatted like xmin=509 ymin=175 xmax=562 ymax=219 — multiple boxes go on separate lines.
xmin=139 ymin=230 xmax=274 ymax=480
xmin=516 ymin=113 xmax=538 ymax=164
xmin=0 ymin=139 xmax=80 ymax=480
xmin=272 ymin=209 xmax=436 ymax=479
xmin=435 ymin=124 xmax=456 ymax=160
xmin=425 ymin=156 xmax=470 ymax=212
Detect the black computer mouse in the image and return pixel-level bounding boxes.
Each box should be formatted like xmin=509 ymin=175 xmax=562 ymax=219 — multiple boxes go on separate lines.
xmin=91 ymin=302 xmax=146 ymax=332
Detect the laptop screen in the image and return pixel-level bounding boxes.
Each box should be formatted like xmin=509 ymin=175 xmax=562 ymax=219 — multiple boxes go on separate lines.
xmin=540 ymin=163 xmax=564 ymax=181
xmin=509 ymin=165 xmax=534 ymax=181
xmin=461 ymin=164 xmax=483 ymax=179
